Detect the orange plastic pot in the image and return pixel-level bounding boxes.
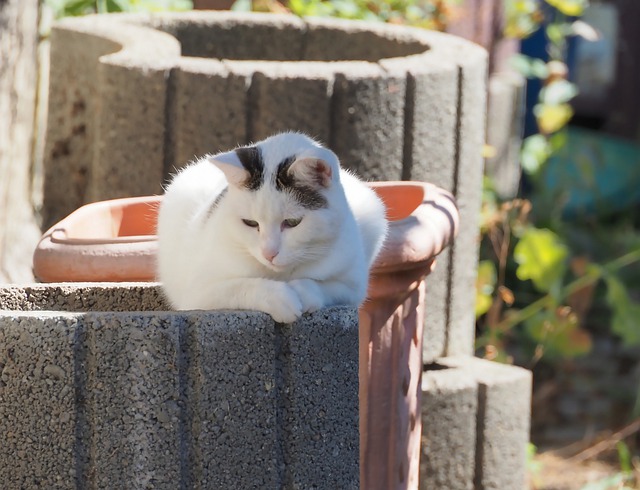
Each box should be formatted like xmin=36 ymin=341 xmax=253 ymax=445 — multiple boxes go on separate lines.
xmin=33 ymin=181 xmax=458 ymax=490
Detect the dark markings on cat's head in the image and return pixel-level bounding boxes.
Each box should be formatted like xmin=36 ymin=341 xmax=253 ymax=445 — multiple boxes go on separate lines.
xmin=205 ymin=186 xmax=228 ymax=219
xmin=235 ymin=146 xmax=264 ymax=191
xmin=275 ymin=156 xmax=328 ymax=210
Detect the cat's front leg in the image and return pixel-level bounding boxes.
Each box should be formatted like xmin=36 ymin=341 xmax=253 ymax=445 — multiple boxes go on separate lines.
xmin=184 ymin=278 xmax=303 ymax=323
xmin=288 ymin=279 xmax=326 ymax=314
xmin=289 ymin=278 xmax=367 ymax=312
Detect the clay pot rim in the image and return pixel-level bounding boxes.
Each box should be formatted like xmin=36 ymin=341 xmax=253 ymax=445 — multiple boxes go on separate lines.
xmin=33 ymin=181 xmax=458 ymax=282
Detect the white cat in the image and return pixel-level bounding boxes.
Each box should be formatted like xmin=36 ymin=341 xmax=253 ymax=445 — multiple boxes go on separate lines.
xmin=157 ymin=132 xmax=388 ymax=323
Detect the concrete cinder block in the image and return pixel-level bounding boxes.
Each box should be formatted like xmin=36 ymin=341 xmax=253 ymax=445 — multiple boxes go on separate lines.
xmin=421 ymin=364 xmax=478 ymax=490
xmin=330 ymin=63 xmax=406 ymax=180
xmin=282 ymin=308 xmax=359 ymax=489
xmin=485 ymin=72 xmax=525 ymax=199
xmin=184 ymin=311 xmax=280 ymax=488
xmin=0 ymin=285 xmax=359 ymax=489
xmin=445 ymin=46 xmax=488 ymax=358
xmin=421 ymin=249 xmax=449 ymax=363
xmin=0 ymin=283 xmax=168 ymax=312
xmin=148 ymin=11 xmax=306 ymax=61
xmin=43 ymin=27 xmax=120 ymax=228
xmin=85 ymin=313 xmax=183 ymax=488
xmin=302 ymin=17 xmax=427 ymax=62
xmin=228 ymin=61 xmax=335 ymax=143
xmin=91 ymin=57 xmax=176 ymax=201
xmin=43 ymin=16 xmax=180 ymax=225
xmin=171 ymin=57 xmax=247 ymax=172
xmin=438 ymin=356 xmax=532 ymax=490
xmin=0 ymin=313 xmax=81 ymax=489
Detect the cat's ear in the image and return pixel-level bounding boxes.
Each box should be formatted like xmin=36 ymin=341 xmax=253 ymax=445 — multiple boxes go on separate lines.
xmin=206 ymin=151 xmax=249 ymax=187
xmin=288 ymin=149 xmax=337 ymax=188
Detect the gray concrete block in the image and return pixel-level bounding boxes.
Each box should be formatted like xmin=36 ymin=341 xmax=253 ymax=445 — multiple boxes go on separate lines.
xmin=171 ymin=57 xmax=247 ymax=171
xmin=183 ymin=310 xmax=280 ymax=488
xmin=43 ymin=16 xmax=181 ymax=225
xmin=446 ymin=46 xmax=488 ymax=358
xmin=227 ymin=60 xmax=335 ymax=143
xmin=147 ymin=11 xmax=306 ymax=61
xmin=380 ymin=51 xmax=459 ymax=188
xmin=439 ymin=356 xmax=532 ymax=490
xmin=0 ymin=283 xmax=168 ymax=312
xmin=421 ymin=363 xmax=478 ymax=490
xmin=422 ymin=249 xmax=450 ymax=363
xmin=0 ymin=313 xmax=81 ymax=489
xmin=330 ymin=63 xmax=406 ymax=180
xmin=302 ymin=17 xmax=427 ymax=62
xmin=85 ymin=312 xmax=183 ymax=488
xmin=43 ymin=27 xmax=120 ymax=228
xmin=283 ymin=308 xmax=359 ymax=489
xmin=0 ymin=284 xmax=359 ymax=489
xmin=90 ymin=57 xmax=176 ymax=201
xmin=485 ymin=72 xmax=525 ymax=199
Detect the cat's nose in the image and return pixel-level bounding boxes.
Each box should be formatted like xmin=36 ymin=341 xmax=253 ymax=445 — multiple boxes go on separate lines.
xmin=262 ymin=249 xmax=278 ymax=263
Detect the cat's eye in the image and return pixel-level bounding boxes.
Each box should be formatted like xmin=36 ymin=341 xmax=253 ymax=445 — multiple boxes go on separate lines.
xmin=242 ymin=219 xmax=259 ymax=229
xmin=282 ymin=218 xmax=302 ymax=229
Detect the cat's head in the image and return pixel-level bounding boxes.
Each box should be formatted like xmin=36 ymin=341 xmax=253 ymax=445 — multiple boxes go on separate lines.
xmin=207 ymin=132 xmax=344 ymax=272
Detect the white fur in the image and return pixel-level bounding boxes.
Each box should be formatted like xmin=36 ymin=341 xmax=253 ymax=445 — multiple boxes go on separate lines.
xmin=157 ymin=132 xmax=388 ymax=323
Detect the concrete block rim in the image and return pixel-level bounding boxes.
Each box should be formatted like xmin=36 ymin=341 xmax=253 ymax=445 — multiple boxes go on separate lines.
xmin=54 ymin=15 xmax=182 ymax=70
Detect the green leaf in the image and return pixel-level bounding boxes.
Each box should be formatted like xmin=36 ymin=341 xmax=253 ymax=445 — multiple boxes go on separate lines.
xmin=61 ymin=0 xmax=95 ymax=16
xmin=231 ymin=0 xmax=252 ymax=11
xmin=521 ymin=134 xmax=551 ymax=174
xmin=540 ymin=80 xmax=578 ymax=105
xmin=106 ymin=0 xmax=125 ymax=12
xmin=545 ymin=23 xmax=566 ymax=47
xmin=605 ymin=275 xmax=640 ymax=346
xmin=534 ymin=102 xmax=574 ymax=134
xmin=514 ymin=227 xmax=569 ymax=292
xmin=509 ymin=54 xmax=549 ymax=79
xmin=546 ymin=0 xmax=588 ymax=17
xmin=475 ymin=260 xmax=497 ymax=318
xmin=616 ymin=441 xmax=632 ymax=474
xmin=525 ymin=307 xmax=591 ymax=359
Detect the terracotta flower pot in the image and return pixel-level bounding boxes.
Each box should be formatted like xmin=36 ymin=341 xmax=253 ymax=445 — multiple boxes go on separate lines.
xmin=33 ymin=181 xmax=458 ymax=490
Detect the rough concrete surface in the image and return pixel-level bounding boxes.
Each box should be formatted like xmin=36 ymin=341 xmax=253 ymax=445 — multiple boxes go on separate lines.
xmin=0 ymin=285 xmax=359 ymax=489
xmin=421 ymin=363 xmax=478 ymax=490
xmin=485 ymin=72 xmax=526 ymax=199
xmin=432 ymin=356 xmax=533 ymax=490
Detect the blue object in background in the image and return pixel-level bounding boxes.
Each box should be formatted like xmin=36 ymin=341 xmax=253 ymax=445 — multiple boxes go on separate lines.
xmin=539 ymin=127 xmax=640 ymax=219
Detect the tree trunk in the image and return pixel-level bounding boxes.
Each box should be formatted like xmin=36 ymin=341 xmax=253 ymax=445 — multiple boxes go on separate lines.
xmin=0 ymin=0 xmax=41 ymax=282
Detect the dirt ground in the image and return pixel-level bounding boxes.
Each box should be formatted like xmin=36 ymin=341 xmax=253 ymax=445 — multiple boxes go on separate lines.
xmin=532 ymin=450 xmax=624 ymax=490
xmin=530 ymin=420 xmax=640 ymax=490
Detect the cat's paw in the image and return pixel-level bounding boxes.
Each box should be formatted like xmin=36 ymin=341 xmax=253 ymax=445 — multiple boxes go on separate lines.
xmin=263 ymin=282 xmax=303 ymax=323
xmin=288 ymin=279 xmax=325 ymax=314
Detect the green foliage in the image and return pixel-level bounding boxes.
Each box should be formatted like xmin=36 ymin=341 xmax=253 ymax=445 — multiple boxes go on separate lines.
xmin=580 ymin=473 xmax=630 ymax=490
xmin=521 ymin=134 xmax=551 ymax=174
xmin=45 ymin=0 xmax=192 ymax=18
xmin=605 ymin=275 xmax=640 ymax=347
xmin=475 ymin=260 xmax=496 ymax=317
xmin=504 ymin=0 xmax=541 ymax=38
xmin=514 ymin=227 xmax=568 ymax=292
xmin=525 ymin=306 xmax=591 ymax=359
xmin=476 ymin=0 xmax=640 ymax=372
xmin=232 ymin=0 xmax=461 ymax=29
xmin=546 ymin=0 xmax=588 ymax=16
